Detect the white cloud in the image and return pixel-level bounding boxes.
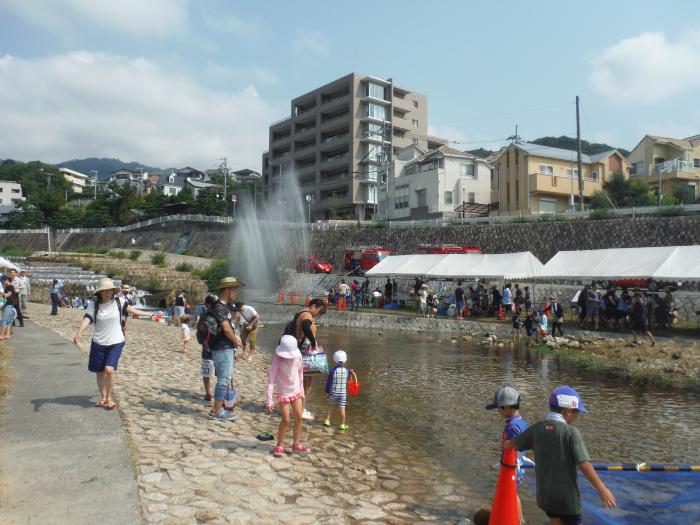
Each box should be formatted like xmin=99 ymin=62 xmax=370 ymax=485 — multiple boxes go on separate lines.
xmin=590 ymin=30 xmax=700 ymax=104
xmin=205 ymin=61 xmax=278 ymax=86
xmin=0 ymin=0 xmax=188 ymax=38
xmin=292 ymin=29 xmax=330 ymax=57
xmin=0 ymin=52 xmax=278 ymax=169
xmin=200 ymin=10 xmax=261 ymax=40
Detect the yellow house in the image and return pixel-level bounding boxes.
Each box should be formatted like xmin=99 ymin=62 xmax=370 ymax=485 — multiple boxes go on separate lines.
xmin=626 ymin=134 xmax=700 ymax=200
xmin=491 ymin=142 xmax=629 ymax=215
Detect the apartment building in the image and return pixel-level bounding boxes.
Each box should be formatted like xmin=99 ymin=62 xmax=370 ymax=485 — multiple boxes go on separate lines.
xmin=627 ymin=134 xmax=700 ymax=200
xmin=58 ymin=167 xmax=90 ymax=193
xmin=262 ymin=73 xmax=446 ymax=220
xmin=0 ymin=180 xmax=25 ymax=220
xmin=492 ymin=142 xmax=629 ymax=215
xmin=378 ymin=145 xmax=492 ymax=220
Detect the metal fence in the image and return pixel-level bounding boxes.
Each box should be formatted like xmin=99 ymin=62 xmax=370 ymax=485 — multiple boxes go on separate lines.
xmin=56 ymin=214 xmax=235 ymax=234
xmin=0 ymin=227 xmax=49 ymax=234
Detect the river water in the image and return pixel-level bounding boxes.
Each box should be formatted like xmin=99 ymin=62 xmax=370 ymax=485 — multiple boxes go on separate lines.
xmin=256 ymin=324 xmax=700 ymax=523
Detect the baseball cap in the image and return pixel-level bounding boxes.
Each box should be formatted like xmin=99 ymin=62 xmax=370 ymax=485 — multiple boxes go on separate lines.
xmin=333 ymin=350 xmax=347 ymax=363
xmin=549 ymin=385 xmax=588 ymax=413
xmin=485 ymin=385 xmax=520 ymax=410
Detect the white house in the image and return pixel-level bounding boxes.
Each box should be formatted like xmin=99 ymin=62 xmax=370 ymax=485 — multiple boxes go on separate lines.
xmin=58 ymin=167 xmax=90 ymax=193
xmin=0 ymin=180 xmax=25 ymax=221
xmin=377 ymin=145 xmax=492 ymax=220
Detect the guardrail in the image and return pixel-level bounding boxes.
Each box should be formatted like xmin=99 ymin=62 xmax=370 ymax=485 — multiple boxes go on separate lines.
xmin=0 ymin=227 xmax=49 ymax=234
xmin=56 ymin=214 xmax=235 ymax=234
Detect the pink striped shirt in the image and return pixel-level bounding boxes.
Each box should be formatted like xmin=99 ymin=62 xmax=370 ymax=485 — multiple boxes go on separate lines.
xmin=266 ymin=354 xmax=304 ymax=406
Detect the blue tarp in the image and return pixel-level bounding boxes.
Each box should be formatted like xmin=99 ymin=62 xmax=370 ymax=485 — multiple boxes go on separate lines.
xmin=525 ymin=469 xmax=700 ymax=524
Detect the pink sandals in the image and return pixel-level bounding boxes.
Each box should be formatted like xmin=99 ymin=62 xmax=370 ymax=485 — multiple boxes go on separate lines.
xmin=292 ymin=443 xmax=311 ymax=454
xmin=272 ymin=446 xmax=284 ymax=458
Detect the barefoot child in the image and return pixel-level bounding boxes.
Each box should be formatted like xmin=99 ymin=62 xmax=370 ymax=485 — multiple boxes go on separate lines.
xmin=180 ymin=314 xmax=192 ymax=354
xmin=511 ymin=308 xmax=522 ymax=344
xmin=266 ymin=334 xmax=311 ymax=458
xmin=324 ymin=350 xmax=350 ymax=430
xmin=505 ymin=386 xmax=617 ymax=525
xmin=486 ymin=385 xmax=528 ymax=525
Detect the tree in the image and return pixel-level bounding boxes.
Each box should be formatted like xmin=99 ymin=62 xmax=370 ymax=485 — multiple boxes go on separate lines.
xmin=194 ymin=187 xmax=225 ymax=216
xmin=49 ymin=206 xmax=85 ymax=229
xmin=672 ymin=183 xmax=696 ymax=204
xmin=6 ymin=201 xmax=45 ymax=229
xmin=593 ymin=172 xmax=655 ymax=208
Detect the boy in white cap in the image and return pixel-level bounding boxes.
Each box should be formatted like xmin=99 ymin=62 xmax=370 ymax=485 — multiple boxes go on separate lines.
xmin=486 ymin=385 xmax=528 ymax=524
xmin=324 ymin=350 xmax=350 ymax=430
xmin=505 ymin=385 xmax=616 ymax=525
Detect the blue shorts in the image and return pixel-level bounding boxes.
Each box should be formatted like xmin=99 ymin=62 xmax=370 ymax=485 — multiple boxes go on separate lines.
xmin=328 ymin=392 xmax=347 ymax=407
xmin=2 ymin=306 xmax=15 ymax=327
xmin=88 ymin=341 xmax=125 ymax=372
xmin=456 ymin=301 xmax=464 ymax=311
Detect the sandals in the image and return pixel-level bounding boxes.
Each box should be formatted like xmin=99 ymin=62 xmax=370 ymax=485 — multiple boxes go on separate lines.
xmin=104 ymin=402 xmax=118 ymax=411
xmin=94 ymin=400 xmax=106 ymax=408
xmin=292 ymin=443 xmax=311 ymax=454
xmin=272 ymin=445 xmax=284 ymax=458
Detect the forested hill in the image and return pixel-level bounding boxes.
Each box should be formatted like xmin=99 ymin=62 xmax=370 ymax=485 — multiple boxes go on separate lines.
xmin=55 ymin=158 xmax=161 ymax=179
xmin=530 ymin=136 xmax=630 ymax=157
xmin=468 ymin=135 xmax=630 ymax=159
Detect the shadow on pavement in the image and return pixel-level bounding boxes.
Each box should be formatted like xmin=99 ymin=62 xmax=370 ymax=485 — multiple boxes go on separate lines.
xmin=31 ymin=395 xmax=95 ymax=412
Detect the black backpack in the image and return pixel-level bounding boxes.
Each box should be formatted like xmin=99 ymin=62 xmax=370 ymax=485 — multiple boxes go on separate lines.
xmin=196 ymin=312 xmax=221 ymax=350
xmin=94 ymin=297 xmax=125 ymax=332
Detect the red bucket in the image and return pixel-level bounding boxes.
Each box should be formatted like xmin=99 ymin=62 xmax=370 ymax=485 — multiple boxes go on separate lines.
xmin=347 ymin=371 xmax=360 ymax=397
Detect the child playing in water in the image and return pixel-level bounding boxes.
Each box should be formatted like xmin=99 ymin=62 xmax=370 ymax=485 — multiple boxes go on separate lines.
xmin=505 ymin=385 xmax=617 ymax=525
xmin=266 ymin=334 xmax=311 ymax=458
xmin=179 ymin=314 xmax=192 ymax=355
xmin=486 ymin=385 xmax=528 ymax=525
xmin=324 ymin=350 xmax=350 ymax=430
xmin=511 ymin=308 xmax=522 ymax=344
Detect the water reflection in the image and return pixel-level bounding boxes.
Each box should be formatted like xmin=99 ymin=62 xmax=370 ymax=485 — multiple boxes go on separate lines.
xmin=257 ymin=324 xmax=700 ymax=523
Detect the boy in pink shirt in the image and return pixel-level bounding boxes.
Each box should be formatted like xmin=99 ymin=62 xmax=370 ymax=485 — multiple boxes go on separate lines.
xmin=266 ymin=335 xmax=311 ymax=457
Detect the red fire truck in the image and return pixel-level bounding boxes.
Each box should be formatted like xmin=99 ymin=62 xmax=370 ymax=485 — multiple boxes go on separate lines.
xmin=416 ymin=244 xmax=481 ymax=254
xmin=343 ymin=246 xmax=392 ymax=275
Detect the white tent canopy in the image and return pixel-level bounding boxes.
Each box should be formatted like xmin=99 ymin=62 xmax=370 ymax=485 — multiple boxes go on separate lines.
xmin=0 ymin=256 xmax=21 ymax=272
xmin=538 ymin=246 xmax=700 ymax=281
xmin=366 ymin=252 xmax=544 ymax=280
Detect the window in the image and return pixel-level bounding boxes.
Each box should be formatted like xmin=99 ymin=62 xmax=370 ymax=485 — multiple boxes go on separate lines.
xmin=365 ymin=165 xmax=378 ymax=181
xmin=367 ymin=122 xmax=383 ymax=140
xmin=468 ymin=192 xmax=475 ymax=203
xmin=539 ymin=164 xmax=554 ymax=176
xmin=539 ymin=198 xmax=556 ymax=214
xmin=566 ymin=168 xmax=579 ymax=178
xmin=412 ymin=119 xmax=419 ymax=127
xmin=367 ymin=83 xmax=385 ymax=100
xmin=365 ymin=185 xmax=377 ymax=204
xmin=412 ymin=100 xmax=418 ymax=108
xmin=412 ymin=138 xmax=418 ymax=145
xmin=405 ymin=165 xmax=417 ymax=175
xmin=394 ymin=196 xmax=409 ymax=209
xmin=366 ymin=103 xmax=386 ymax=120
xmin=460 ymin=162 xmax=475 ymax=177
xmin=591 ymin=171 xmax=599 ymax=180
xmin=631 ymin=161 xmax=644 ymax=175
xmin=416 ymin=189 xmax=427 ymax=207
xmin=694 ymin=158 xmax=700 ymax=168
xmin=365 ymin=143 xmax=384 ymax=162
xmin=444 ymin=191 xmax=453 ymax=205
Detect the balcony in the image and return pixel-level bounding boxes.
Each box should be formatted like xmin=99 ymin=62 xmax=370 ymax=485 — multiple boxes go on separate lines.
xmin=528 ymin=172 xmax=602 ymax=198
xmin=294 ymin=139 xmax=316 ymax=152
xmin=650 ymin=160 xmax=700 ymax=182
xmin=272 ymin=129 xmax=291 ymax=142
xmin=320 ymin=109 xmax=350 ymax=125
xmin=321 ymin=152 xmax=349 ymax=165
xmin=321 ymin=132 xmax=349 ymax=144
xmin=321 ymin=88 xmax=350 ymax=105
xmin=295 ymin=155 xmax=316 ymax=170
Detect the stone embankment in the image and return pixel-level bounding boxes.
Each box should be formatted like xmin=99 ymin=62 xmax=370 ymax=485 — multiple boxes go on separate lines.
xmin=28 ymin=254 xmax=209 ymax=305
xmin=257 ymin=303 xmax=700 ymax=390
xmin=29 ymin=303 xmax=481 ymax=524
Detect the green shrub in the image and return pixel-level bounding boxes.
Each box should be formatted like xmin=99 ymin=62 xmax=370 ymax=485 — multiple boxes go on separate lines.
xmin=109 ymin=250 xmax=126 ymax=259
xmin=589 ymin=208 xmax=616 ymax=220
xmin=654 ymin=206 xmax=684 ymax=217
xmin=535 ymin=214 xmax=554 ymax=222
xmin=128 ymin=250 xmax=141 ymax=260
xmin=147 ymin=276 xmax=166 ymax=291
xmin=510 ymin=216 xmax=533 ymax=223
xmin=371 ymin=220 xmax=388 ymax=228
xmin=151 ymin=252 xmax=167 ymax=267
xmin=195 ymin=258 xmax=229 ymax=290
xmin=175 ymin=262 xmax=194 ymax=272
xmin=0 ymin=245 xmax=32 ymax=257
xmin=72 ymin=245 xmax=109 ymax=254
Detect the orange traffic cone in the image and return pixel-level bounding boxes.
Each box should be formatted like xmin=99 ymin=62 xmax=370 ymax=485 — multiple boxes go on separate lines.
xmin=488 ymin=447 xmax=519 ymax=525
xmin=498 ymin=304 xmax=504 ymax=321
xmin=306 ymin=296 xmax=311 ymax=306
xmin=290 ymin=292 xmax=296 ymax=305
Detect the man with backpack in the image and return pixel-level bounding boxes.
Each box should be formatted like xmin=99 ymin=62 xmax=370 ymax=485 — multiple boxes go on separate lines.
xmin=203 ymin=277 xmax=244 ymax=421
xmin=549 ymin=296 xmax=565 ymax=337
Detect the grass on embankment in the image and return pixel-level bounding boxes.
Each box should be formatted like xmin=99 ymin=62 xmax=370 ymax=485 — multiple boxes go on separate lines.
xmin=524 ymin=341 xmax=700 ymax=392
xmin=0 ymin=341 xmax=13 ymax=405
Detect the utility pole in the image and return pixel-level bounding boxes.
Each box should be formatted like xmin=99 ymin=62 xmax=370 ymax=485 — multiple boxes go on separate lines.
xmin=91 ymin=170 xmax=98 ymax=199
xmin=219 ymin=157 xmax=228 ymax=202
xmin=576 ymin=96 xmax=584 ymax=211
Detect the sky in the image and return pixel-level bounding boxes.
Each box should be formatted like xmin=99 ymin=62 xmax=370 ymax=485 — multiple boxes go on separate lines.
xmin=1 ymin=0 xmax=699 ymax=172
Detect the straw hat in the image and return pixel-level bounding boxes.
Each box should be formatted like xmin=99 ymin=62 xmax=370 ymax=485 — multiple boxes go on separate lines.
xmin=95 ymin=277 xmax=120 ymax=295
xmin=121 ymin=284 xmax=130 ymax=292
xmin=218 ymin=276 xmax=245 ymax=289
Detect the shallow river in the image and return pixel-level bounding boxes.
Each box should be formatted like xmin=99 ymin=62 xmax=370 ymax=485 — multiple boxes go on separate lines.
xmin=256 ymin=324 xmax=700 ymax=523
